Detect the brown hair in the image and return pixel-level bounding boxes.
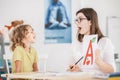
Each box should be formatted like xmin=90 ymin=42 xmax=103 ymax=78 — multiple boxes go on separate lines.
xmin=76 ymin=8 xmax=104 ymax=42
xmin=10 ymin=24 xmax=32 ymax=51
xmin=11 ymin=20 xmax=24 ymax=27
xmin=5 ymin=20 xmax=24 ymax=30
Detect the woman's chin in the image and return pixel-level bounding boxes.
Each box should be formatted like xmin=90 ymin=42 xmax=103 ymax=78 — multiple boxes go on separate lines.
xmin=79 ymin=32 xmax=84 ymax=35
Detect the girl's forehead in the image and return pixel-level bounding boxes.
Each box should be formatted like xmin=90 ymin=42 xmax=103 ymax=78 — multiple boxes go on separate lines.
xmin=27 ymin=27 xmax=33 ymax=31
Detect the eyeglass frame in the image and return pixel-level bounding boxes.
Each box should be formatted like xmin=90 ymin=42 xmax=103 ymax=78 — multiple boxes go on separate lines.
xmin=74 ymin=18 xmax=88 ymax=24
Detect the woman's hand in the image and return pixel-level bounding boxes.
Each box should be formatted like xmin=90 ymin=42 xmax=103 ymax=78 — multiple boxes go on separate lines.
xmin=67 ymin=64 xmax=80 ymax=72
xmin=95 ymin=49 xmax=102 ymax=64
xmin=95 ymin=49 xmax=114 ymax=73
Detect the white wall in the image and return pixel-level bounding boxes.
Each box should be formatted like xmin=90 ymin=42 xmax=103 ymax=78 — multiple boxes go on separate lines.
xmin=0 ymin=0 xmax=120 ymax=72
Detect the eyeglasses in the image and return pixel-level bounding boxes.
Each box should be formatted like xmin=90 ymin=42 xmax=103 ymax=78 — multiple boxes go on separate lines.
xmin=75 ymin=18 xmax=87 ymax=24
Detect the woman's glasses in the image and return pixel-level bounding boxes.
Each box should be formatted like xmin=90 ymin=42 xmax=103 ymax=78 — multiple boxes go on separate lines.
xmin=75 ymin=18 xmax=87 ymax=24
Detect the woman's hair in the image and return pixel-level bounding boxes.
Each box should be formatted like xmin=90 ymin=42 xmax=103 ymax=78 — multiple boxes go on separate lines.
xmin=76 ymin=8 xmax=104 ymax=42
xmin=10 ymin=24 xmax=32 ymax=51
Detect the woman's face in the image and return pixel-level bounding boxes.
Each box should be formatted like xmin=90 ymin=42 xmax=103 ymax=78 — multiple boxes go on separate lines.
xmin=75 ymin=12 xmax=91 ymax=35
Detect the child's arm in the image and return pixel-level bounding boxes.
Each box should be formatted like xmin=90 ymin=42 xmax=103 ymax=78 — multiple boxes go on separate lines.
xmin=33 ymin=63 xmax=38 ymax=72
xmin=15 ymin=60 xmax=22 ymax=73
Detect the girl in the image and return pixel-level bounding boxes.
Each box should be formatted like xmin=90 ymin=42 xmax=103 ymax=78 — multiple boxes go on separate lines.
xmin=10 ymin=24 xmax=38 ymax=73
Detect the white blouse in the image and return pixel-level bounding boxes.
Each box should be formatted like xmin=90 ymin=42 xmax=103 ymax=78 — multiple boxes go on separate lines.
xmin=71 ymin=37 xmax=116 ymax=74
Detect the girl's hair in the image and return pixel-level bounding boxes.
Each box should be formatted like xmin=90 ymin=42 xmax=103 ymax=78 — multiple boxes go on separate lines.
xmin=76 ymin=8 xmax=104 ymax=42
xmin=10 ymin=24 xmax=32 ymax=51
xmin=11 ymin=20 xmax=24 ymax=27
xmin=5 ymin=20 xmax=24 ymax=30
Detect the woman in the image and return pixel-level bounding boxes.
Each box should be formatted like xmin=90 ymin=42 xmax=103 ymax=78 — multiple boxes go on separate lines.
xmin=68 ymin=8 xmax=116 ymax=74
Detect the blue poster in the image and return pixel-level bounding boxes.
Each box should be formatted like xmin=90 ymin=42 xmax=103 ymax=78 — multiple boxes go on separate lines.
xmin=44 ymin=0 xmax=72 ymax=44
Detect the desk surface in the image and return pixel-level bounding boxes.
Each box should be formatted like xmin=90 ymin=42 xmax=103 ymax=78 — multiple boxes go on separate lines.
xmin=1 ymin=72 xmax=108 ymax=80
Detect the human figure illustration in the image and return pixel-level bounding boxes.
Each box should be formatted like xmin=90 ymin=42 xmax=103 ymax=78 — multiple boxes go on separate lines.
xmin=45 ymin=0 xmax=71 ymax=29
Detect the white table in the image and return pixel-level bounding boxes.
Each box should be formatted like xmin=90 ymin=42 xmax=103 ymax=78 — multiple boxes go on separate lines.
xmin=1 ymin=72 xmax=108 ymax=80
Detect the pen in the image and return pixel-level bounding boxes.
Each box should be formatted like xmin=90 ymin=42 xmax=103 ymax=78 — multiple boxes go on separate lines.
xmin=70 ymin=56 xmax=84 ymax=69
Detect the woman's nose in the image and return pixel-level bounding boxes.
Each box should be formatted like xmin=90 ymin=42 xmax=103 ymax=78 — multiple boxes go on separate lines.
xmin=77 ymin=24 xmax=81 ymax=28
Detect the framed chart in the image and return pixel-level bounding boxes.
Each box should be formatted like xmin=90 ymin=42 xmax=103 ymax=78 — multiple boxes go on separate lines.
xmin=107 ymin=16 xmax=120 ymax=58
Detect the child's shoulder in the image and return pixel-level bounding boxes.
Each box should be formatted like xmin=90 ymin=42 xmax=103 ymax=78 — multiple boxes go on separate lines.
xmin=14 ymin=46 xmax=24 ymax=50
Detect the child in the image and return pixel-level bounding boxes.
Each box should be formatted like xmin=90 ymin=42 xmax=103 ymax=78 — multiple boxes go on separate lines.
xmin=10 ymin=24 xmax=38 ymax=73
